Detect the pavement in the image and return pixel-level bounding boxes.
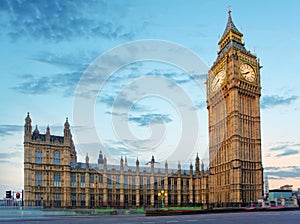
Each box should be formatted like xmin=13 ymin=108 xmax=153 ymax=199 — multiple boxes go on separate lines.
xmin=0 ymin=209 xmax=300 ymax=224
xmin=0 ymin=207 xmax=143 ymax=218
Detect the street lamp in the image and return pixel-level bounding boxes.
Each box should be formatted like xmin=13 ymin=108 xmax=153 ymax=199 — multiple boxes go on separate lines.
xmin=158 ymin=190 xmax=167 ymax=208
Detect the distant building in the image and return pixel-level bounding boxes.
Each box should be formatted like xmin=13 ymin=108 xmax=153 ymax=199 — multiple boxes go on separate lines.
xmin=264 ymin=175 xmax=269 ymax=199
xmin=280 ymin=185 xmax=293 ymax=190
xmin=269 ymin=189 xmax=292 ymax=202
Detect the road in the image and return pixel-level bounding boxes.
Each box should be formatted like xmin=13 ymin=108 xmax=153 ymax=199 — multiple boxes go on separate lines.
xmin=0 ymin=210 xmax=299 ymax=224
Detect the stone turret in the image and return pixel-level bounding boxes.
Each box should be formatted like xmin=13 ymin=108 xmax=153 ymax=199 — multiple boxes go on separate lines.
xmin=85 ymin=153 xmax=89 ymax=169
xmin=120 ymin=156 xmax=124 ymax=171
xmin=46 ymin=125 xmax=50 ymax=142
xmin=98 ymin=150 xmax=104 ymax=165
xmin=125 ymin=155 xmax=128 ymax=167
xmin=195 ymin=153 xmax=200 ymax=175
xmin=164 ymin=160 xmax=168 ymax=175
xmin=64 ymin=117 xmax=71 ymax=145
xmin=190 ymin=163 xmax=193 ymax=176
xmin=24 ymin=112 xmax=32 ymax=142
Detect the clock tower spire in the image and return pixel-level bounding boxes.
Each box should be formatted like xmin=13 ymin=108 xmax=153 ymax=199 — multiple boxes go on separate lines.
xmin=207 ymin=8 xmax=264 ymax=207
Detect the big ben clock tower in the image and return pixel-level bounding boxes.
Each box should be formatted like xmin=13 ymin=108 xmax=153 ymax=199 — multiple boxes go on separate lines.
xmin=207 ymin=9 xmax=263 ymax=207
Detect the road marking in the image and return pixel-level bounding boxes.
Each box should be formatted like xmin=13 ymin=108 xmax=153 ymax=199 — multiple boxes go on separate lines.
xmin=186 ymin=220 xmax=197 ymax=222
xmin=166 ymin=221 xmax=179 ymax=223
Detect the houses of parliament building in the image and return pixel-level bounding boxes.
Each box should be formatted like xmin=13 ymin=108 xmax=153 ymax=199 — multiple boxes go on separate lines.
xmin=23 ymin=10 xmax=263 ymax=208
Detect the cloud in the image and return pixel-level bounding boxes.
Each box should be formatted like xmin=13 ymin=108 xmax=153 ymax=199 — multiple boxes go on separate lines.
xmin=0 ymin=148 xmax=23 ymax=164
xmin=276 ymin=149 xmax=299 ymax=157
xmin=129 ymin=113 xmax=172 ymax=127
xmin=30 ymin=50 xmax=97 ymax=70
xmin=0 ymin=0 xmax=141 ymax=42
xmin=267 ymin=142 xmax=300 ymax=158
xmin=261 ymin=95 xmax=298 ymax=109
xmin=0 ymin=125 xmax=23 ymax=137
xmin=0 ymin=151 xmax=20 ymax=159
xmin=12 ymin=50 xmax=100 ymax=96
xmin=264 ymin=166 xmax=300 ymax=179
xmin=269 ymin=145 xmax=289 ymax=151
xmin=12 ymin=71 xmax=81 ymax=96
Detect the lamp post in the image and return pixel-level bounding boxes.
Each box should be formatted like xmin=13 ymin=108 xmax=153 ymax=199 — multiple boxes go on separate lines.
xmin=158 ymin=190 xmax=167 ymax=208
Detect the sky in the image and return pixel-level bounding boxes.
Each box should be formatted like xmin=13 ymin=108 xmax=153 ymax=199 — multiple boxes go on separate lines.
xmin=0 ymin=0 xmax=300 ymax=197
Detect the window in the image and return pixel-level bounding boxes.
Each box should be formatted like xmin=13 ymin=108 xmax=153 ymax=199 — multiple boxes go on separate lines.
xmin=71 ymin=193 xmax=76 ymax=207
xmin=54 ymin=173 xmax=61 ymax=187
xmin=124 ymin=176 xmax=128 ymax=189
xmin=71 ymin=174 xmax=76 ymax=188
xmin=54 ymin=194 xmax=61 ymax=207
xmin=132 ymin=178 xmax=136 ymax=190
xmin=35 ymin=194 xmax=41 ymax=200
xmin=90 ymin=174 xmax=94 ymax=183
xmin=132 ymin=194 xmax=136 ymax=205
xmin=147 ymin=178 xmax=150 ymax=190
xmin=90 ymin=194 xmax=95 ymax=207
xmin=35 ymin=172 xmax=42 ymax=186
xmin=35 ymin=193 xmax=42 ymax=206
xmin=80 ymin=194 xmax=85 ymax=207
xmin=35 ymin=150 xmax=42 ymax=164
xmin=116 ymin=176 xmax=120 ymax=189
xmin=98 ymin=175 xmax=103 ymax=183
xmin=80 ymin=174 xmax=85 ymax=188
xmin=54 ymin=151 xmax=60 ymax=165
xmin=107 ymin=176 xmax=112 ymax=189
xmin=139 ymin=177 xmax=143 ymax=190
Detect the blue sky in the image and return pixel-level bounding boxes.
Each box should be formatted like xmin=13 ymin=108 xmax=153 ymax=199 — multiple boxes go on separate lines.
xmin=1 ymin=0 xmax=300 ymax=197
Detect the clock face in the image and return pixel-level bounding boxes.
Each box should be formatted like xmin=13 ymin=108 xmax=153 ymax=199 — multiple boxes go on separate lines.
xmin=211 ymin=70 xmax=226 ymax=92
xmin=240 ymin=63 xmax=256 ymax=82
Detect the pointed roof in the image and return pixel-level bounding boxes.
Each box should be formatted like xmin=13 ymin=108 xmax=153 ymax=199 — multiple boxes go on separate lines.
xmin=85 ymin=153 xmax=89 ymax=164
xmin=221 ymin=7 xmax=242 ymax=39
xmin=64 ymin=117 xmax=70 ymax=129
xmin=217 ymin=7 xmax=246 ymax=57
xmin=33 ymin=125 xmax=39 ymax=134
xmin=25 ymin=112 xmax=31 ymax=123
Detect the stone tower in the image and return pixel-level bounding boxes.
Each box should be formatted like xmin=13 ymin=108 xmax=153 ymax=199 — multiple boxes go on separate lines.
xmin=206 ymin=9 xmax=264 ymax=206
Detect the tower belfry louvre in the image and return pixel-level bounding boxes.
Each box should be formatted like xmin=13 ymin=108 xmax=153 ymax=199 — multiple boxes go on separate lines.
xmin=23 ymin=9 xmax=264 ymax=209
xmin=207 ymin=9 xmax=264 ymax=206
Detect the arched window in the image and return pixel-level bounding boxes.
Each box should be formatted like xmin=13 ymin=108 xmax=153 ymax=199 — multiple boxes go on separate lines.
xmin=54 ymin=151 xmax=60 ymax=165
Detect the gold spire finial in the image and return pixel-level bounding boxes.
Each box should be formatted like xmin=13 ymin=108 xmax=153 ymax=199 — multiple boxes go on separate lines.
xmin=228 ymin=5 xmax=231 ymax=14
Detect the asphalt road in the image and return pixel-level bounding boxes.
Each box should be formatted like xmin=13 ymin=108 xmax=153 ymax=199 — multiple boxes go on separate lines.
xmin=0 ymin=210 xmax=299 ymax=224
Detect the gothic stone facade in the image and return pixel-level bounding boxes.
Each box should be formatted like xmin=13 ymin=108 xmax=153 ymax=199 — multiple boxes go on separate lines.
xmin=23 ymin=11 xmax=263 ymax=208
xmin=206 ymin=10 xmax=263 ymax=206
xmin=23 ymin=113 xmax=209 ymax=208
